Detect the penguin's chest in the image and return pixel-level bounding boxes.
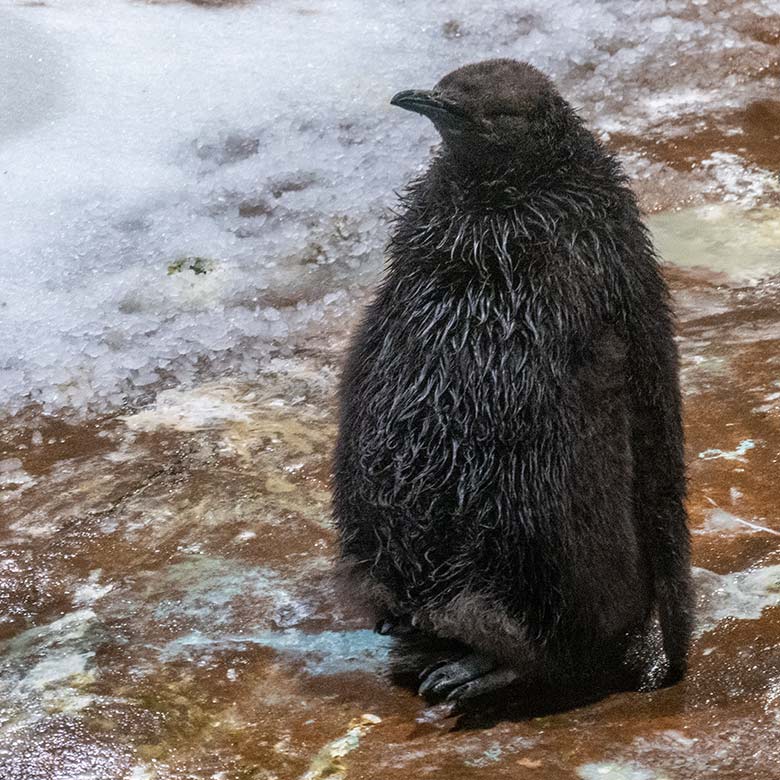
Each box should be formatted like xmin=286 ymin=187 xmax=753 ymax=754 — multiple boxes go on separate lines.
xmin=384 ymin=288 xmax=567 ymax=430
xmin=359 ymin=287 xmax=573 ymax=505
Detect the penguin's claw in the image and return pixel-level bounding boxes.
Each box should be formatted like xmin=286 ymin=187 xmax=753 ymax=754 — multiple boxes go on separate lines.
xmin=374 ymin=615 xmax=418 ymax=637
xmin=418 ymin=656 xmax=461 ymax=682
xmin=418 ymin=653 xmax=496 ymax=698
xmin=445 ymin=667 xmax=520 ymax=708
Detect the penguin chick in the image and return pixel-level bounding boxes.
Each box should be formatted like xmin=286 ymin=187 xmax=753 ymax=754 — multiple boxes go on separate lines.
xmin=332 ymin=59 xmax=693 ymax=707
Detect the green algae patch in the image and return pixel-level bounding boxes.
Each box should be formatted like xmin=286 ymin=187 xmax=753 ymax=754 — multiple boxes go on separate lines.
xmin=167 ymin=256 xmax=215 ymax=276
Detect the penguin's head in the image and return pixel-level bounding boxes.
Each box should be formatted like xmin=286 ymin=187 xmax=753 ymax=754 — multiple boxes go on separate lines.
xmin=391 ymin=59 xmax=572 ymax=164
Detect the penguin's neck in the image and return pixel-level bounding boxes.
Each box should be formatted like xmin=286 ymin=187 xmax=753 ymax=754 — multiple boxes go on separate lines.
xmin=392 ymin=187 xmax=537 ymax=282
xmin=392 ymin=153 xmax=615 ymax=280
xmin=431 ymin=152 xmax=554 ymax=210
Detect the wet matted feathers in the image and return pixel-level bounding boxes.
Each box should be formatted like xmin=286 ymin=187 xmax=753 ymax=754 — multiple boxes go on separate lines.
xmin=332 ymin=59 xmax=693 ymax=708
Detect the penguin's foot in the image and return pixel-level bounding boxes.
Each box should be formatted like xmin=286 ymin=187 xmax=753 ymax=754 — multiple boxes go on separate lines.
xmin=375 ymin=614 xmax=418 ymax=637
xmin=418 ymin=653 xmax=518 ymax=704
xmin=445 ymin=667 xmax=520 ymax=707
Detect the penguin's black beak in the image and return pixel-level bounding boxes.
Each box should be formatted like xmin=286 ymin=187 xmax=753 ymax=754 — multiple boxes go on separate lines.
xmin=390 ymin=89 xmax=455 ymax=120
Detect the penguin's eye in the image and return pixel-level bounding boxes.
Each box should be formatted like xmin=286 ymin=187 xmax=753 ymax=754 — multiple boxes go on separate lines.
xmin=481 ymin=101 xmax=525 ymax=118
xmin=481 ymin=114 xmax=531 ymax=142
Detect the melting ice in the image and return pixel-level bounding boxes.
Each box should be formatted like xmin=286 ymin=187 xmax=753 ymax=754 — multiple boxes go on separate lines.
xmin=1 ymin=0 xmax=778 ymax=415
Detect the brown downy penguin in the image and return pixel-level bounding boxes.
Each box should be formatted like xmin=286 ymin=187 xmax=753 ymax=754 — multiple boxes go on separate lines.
xmin=332 ymin=59 xmax=692 ymax=707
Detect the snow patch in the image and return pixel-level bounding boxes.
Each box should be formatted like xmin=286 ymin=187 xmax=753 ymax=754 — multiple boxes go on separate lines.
xmin=697 ymin=439 xmax=757 ymax=462
xmin=121 ymin=385 xmax=251 ymax=432
xmin=1 ymin=0 xmax=777 ymax=415
xmin=0 ymin=609 xmax=100 ymax=722
xmin=73 ymin=570 xmax=115 ymax=606
xmin=694 ymin=564 xmax=780 ymax=636
xmin=577 ymin=761 xmax=660 ymax=780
